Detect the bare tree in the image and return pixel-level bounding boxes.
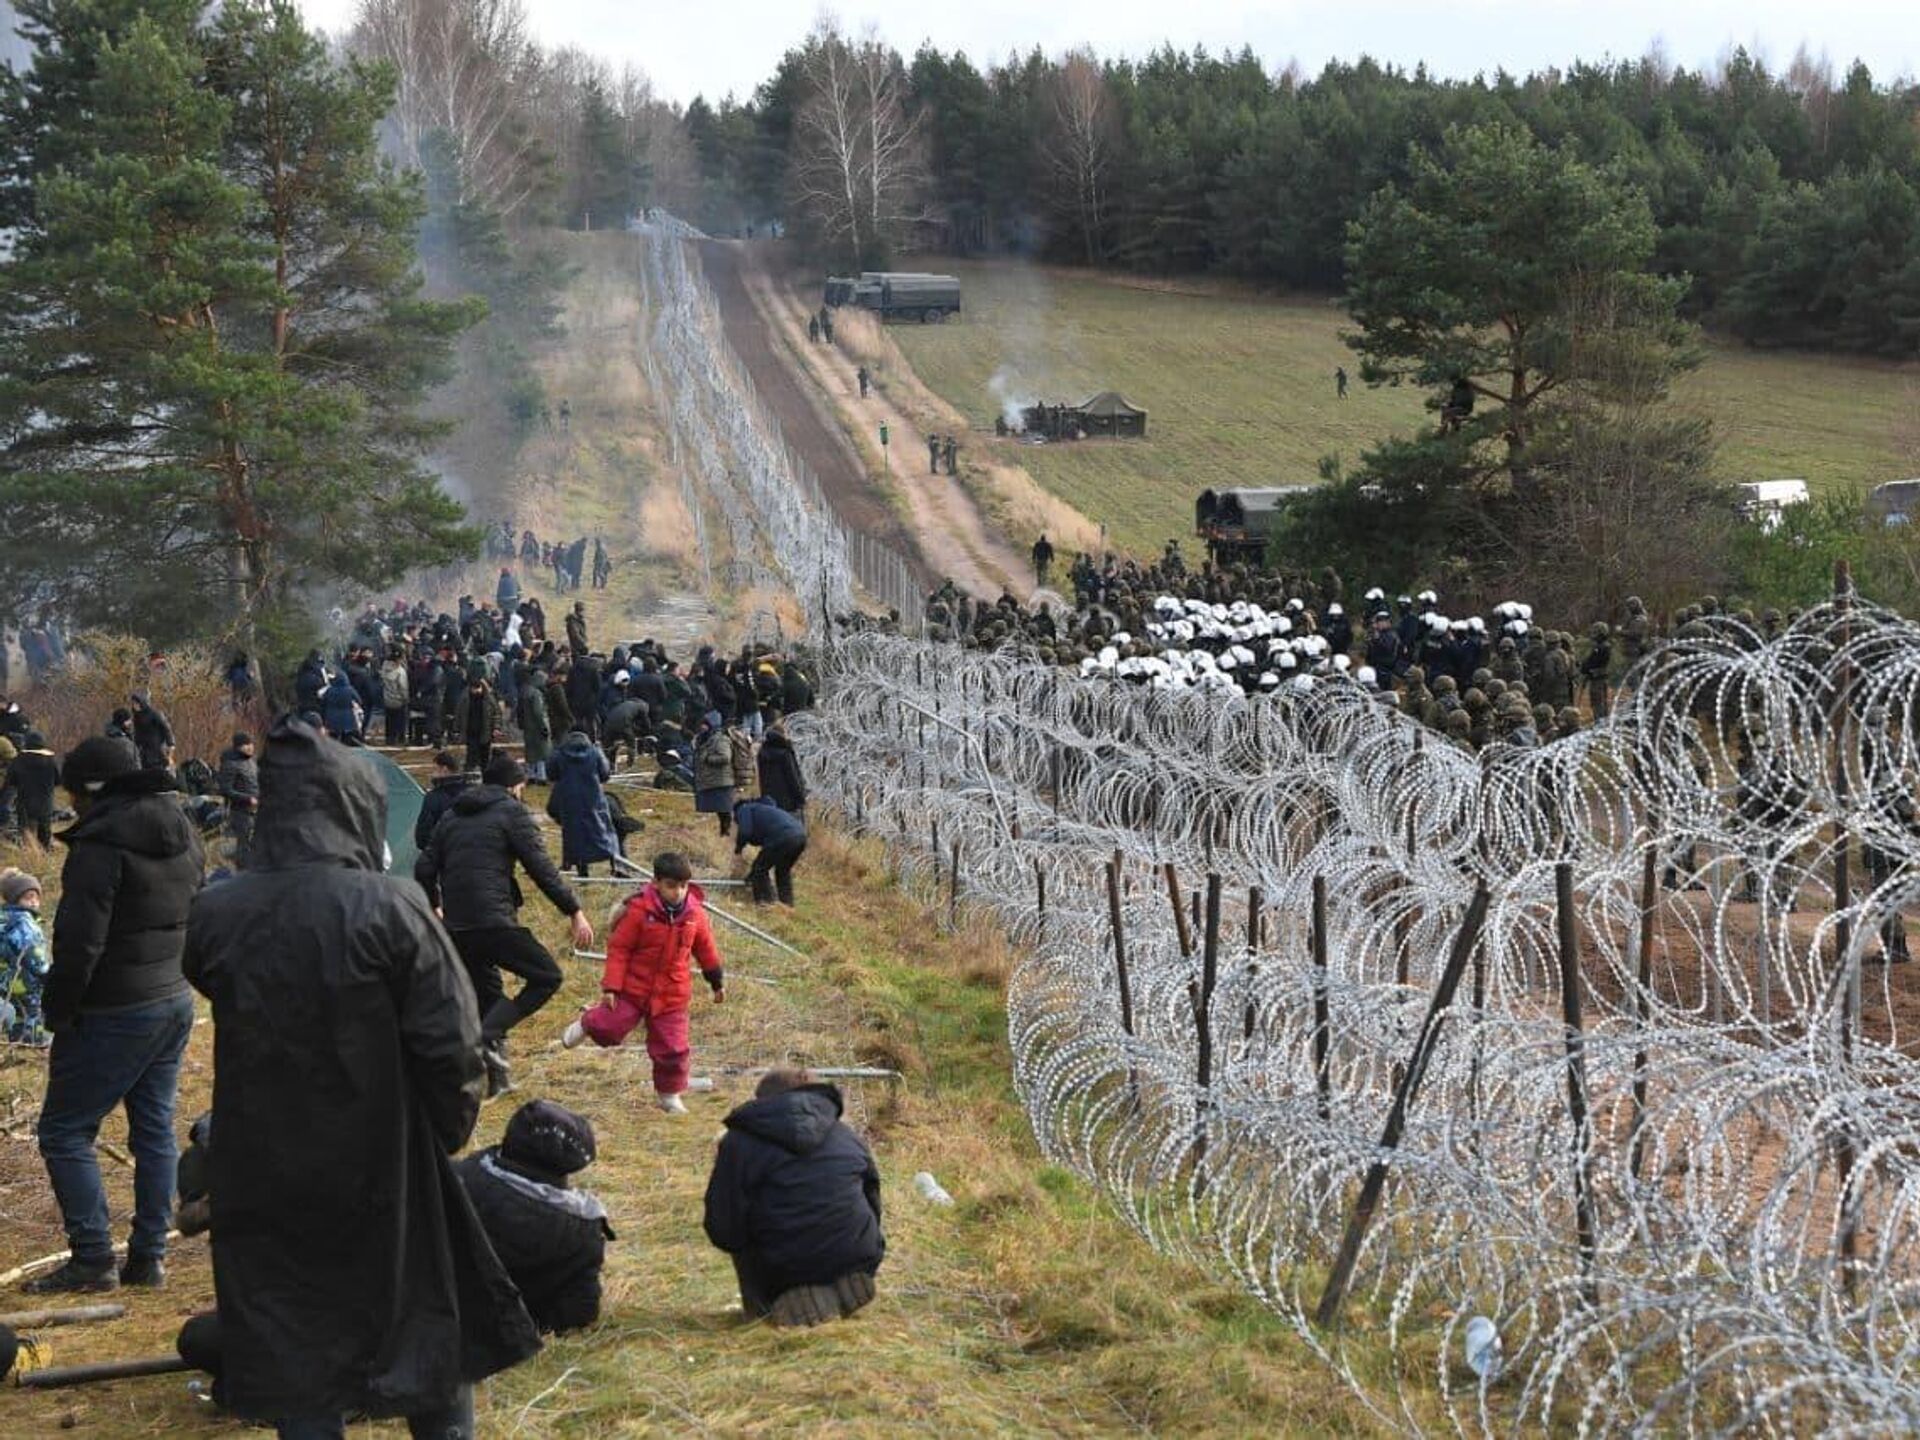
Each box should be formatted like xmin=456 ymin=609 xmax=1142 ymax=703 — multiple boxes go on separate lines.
xmin=790 ymin=20 xmax=925 ymax=263
xmin=1041 ymin=49 xmax=1116 ymax=264
xmin=351 ymin=0 xmax=545 ymax=218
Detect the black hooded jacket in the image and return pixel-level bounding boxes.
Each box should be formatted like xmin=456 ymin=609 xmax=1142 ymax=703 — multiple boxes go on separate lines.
xmin=703 ymin=1084 xmax=884 ymax=1294
xmin=47 ymin=768 xmax=202 ymax=1028
xmin=756 ymin=731 xmax=807 ymax=813
xmin=454 ymin=1149 xmax=611 ymax=1334
xmin=414 ymin=785 xmax=579 ymax=931
xmin=183 ymin=721 xmax=539 ymax=1422
xmin=412 ymin=771 xmax=475 ymax=852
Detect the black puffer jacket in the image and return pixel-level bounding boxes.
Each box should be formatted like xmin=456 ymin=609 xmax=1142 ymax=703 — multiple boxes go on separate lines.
xmin=454 ymin=1149 xmax=611 ymax=1334
xmin=47 ymin=768 xmax=202 ymax=1028
xmin=703 ymin=1084 xmax=884 ymax=1294
xmin=413 ymin=772 xmax=475 ymax=852
xmin=756 ymin=731 xmax=807 ymax=813
xmin=414 ymin=785 xmax=579 ymax=930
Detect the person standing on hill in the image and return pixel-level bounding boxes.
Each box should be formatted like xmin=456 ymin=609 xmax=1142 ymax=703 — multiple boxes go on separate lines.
xmin=927 ymin=434 xmax=941 ymax=475
xmin=856 ymin=365 xmax=870 ymax=399
xmin=216 ymin=732 xmax=259 ymax=867
xmin=128 ymin=692 xmax=174 ymax=771
xmin=2 ymin=730 xmax=60 ymax=848
xmin=1031 ymin=534 xmax=1055 ymax=589
xmin=565 ymin=602 xmax=589 ymax=658
xmin=756 ymin=723 xmax=807 ymax=816
xmin=1335 ymin=366 xmax=1348 ymax=399
xmin=416 ymin=753 xmax=592 ymax=1097
xmin=187 ymin=721 xmax=540 ymax=1434
xmin=29 ymin=736 xmax=202 ymax=1294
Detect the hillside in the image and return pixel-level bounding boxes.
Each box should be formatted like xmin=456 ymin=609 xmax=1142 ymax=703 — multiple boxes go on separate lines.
xmin=888 ymin=259 xmax=1920 ymax=560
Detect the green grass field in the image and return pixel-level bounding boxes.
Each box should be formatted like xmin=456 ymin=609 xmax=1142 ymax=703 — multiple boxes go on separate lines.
xmin=891 ymin=260 xmax=1919 ymax=558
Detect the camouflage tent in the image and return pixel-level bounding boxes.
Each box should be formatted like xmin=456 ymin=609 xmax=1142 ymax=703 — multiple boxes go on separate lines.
xmin=368 ymin=750 xmax=426 ymax=876
xmin=1078 ymin=391 xmax=1148 ymax=438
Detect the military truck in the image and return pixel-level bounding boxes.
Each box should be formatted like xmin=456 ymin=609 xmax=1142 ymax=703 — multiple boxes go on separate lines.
xmin=823 ymin=271 xmax=961 ymax=322
xmin=1195 ymin=487 xmax=1312 ymax=566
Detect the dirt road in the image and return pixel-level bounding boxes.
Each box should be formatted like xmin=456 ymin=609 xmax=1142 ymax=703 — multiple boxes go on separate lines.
xmin=701 ymin=240 xmax=1029 ymax=600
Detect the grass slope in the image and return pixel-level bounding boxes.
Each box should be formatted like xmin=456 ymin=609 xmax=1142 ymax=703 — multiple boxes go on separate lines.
xmin=0 ymin=793 xmax=1386 ymax=1437
xmin=890 ymin=260 xmax=1919 ymax=559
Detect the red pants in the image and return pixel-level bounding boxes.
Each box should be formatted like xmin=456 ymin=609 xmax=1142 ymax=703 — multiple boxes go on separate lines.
xmin=578 ymin=998 xmax=691 ymax=1095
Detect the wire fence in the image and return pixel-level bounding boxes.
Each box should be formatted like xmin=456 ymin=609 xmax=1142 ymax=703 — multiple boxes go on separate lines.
xmin=792 ymin=591 xmax=1920 ymax=1434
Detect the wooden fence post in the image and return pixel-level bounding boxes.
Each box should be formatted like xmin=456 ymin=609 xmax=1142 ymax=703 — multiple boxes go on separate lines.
xmin=1312 ymin=874 xmax=1331 ymax=1122
xmin=1166 ymin=864 xmax=1195 ymax=958
xmin=1556 ymin=861 xmax=1599 ymax=1305
xmin=1107 ymin=853 xmax=1134 ymax=1036
xmin=1314 ymin=879 xmax=1492 ymax=1329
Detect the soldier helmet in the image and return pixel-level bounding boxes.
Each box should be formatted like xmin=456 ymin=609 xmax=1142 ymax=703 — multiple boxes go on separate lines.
xmin=1485 ymin=679 xmax=1507 ymax=699
xmin=1445 ymin=710 xmax=1471 ymax=734
xmin=1557 ymin=707 xmax=1582 ymax=732
xmin=1406 ymin=665 xmax=1426 ymax=686
xmin=1434 ymin=675 xmax=1457 ymax=694
xmin=1533 ymin=703 xmax=1556 ymax=728
xmin=1464 ymin=687 xmax=1488 ymax=711
xmin=1625 ymin=595 xmax=1644 ymax=611
xmin=1590 ymin=621 xmax=1608 ymax=638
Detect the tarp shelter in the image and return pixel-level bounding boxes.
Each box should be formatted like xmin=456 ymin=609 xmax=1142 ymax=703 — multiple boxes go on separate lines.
xmin=1077 ymin=391 xmax=1148 ymax=438
xmin=369 ymin=749 xmax=426 ymax=876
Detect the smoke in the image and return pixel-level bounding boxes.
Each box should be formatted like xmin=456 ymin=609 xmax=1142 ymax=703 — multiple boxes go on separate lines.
xmin=977 ymin=260 xmax=1085 ymax=428
xmin=987 ymin=367 xmax=1031 ymax=429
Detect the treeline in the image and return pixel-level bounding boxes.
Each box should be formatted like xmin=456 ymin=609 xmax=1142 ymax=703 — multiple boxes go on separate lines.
xmin=689 ymin=33 xmax=1920 ymax=355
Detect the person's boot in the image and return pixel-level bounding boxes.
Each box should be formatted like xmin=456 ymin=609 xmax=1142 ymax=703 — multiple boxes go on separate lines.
xmin=482 ymin=1041 xmax=513 ymax=1098
xmin=776 ymin=874 xmax=795 ymax=908
xmin=23 ymin=1257 xmax=117 ymax=1294
xmin=751 ymin=874 xmax=775 ymax=906
xmin=120 ymin=1254 xmax=166 ymax=1288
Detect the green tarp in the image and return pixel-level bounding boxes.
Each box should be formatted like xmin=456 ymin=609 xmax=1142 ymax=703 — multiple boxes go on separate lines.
xmin=369 ymin=750 xmax=425 ymax=876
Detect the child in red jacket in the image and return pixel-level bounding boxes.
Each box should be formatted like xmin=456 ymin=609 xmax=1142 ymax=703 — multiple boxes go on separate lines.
xmin=561 ymin=852 xmax=724 ymax=1112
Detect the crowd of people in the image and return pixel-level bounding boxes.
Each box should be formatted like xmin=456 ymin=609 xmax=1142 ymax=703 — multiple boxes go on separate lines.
xmin=918 ymin=545 xmax=1797 ymax=751
xmin=481 ymin=524 xmax=612 ymax=593
xmin=0 ymin=590 xmax=877 ymax=1438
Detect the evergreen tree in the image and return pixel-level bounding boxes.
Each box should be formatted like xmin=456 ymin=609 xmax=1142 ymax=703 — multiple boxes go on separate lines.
xmin=0 ymin=0 xmax=479 ymax=649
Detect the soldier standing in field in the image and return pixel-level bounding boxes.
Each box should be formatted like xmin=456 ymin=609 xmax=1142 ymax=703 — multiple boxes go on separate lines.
xmin=1031 ymin=535 xmax=1055 ymax=589
xmin=1335 ymin=366 xmax=1348 ymax=399
xmin=856 ymin=366 xmax=869 ymax=398
xmin=943 ymin=436 xmax=959 ymax=475
xmin=927 ymin=435 xmax=941 ymax=475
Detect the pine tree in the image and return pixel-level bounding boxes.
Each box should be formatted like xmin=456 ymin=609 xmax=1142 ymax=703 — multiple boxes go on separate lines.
xmin=0 ymin=0 xmax=480 ymax=650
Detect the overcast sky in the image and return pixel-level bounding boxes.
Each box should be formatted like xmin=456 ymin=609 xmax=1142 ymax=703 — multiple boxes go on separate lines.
xmin=303 ymin=2 xmax=1914 ymax=106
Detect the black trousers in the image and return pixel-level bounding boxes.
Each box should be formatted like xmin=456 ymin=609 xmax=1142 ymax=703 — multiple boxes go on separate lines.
xmin=449 ymin=926 xmax=563 ymax=1045
xmin=746 ymin=837 xmax=807 ymax=905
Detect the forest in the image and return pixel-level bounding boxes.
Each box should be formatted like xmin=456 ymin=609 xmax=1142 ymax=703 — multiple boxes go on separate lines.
xmin=686 ymin=33 xmax=1920 ymax=355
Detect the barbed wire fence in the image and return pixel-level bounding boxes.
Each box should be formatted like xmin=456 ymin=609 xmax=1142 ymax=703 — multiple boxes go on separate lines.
xmin=626 ymin=213 xmax=1920 ymax=1431
xmin=632 ymin=214 xmax=924 ymax=633
xmin=790 ymin=581 xmax=1920 ymax=1434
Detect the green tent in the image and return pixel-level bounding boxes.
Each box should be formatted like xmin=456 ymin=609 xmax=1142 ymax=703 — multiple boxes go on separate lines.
xmin=368 ymin=750 xmax=426 ymax=875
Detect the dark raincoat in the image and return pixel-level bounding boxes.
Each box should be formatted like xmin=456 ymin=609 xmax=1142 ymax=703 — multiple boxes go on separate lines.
xmin=547 ymin=733 xmax=618 ymax=869
xmin=182 ymin=720 xmax=539 ymax=1422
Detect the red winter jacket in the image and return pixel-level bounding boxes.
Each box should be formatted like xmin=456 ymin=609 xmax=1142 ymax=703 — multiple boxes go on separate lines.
xmin=602 ymin=883 xmax=723 ymax=1015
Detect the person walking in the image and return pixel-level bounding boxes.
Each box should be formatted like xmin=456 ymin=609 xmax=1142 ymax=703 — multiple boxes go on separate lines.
xmin=927 ymin=434 xmax=941 ymax=476
xmin=186 ymin=721 xmax=541 ymax=1435
xmin=414 ymin=749 xmax=477 ymax=852
xmin=1031 ymin=534 xmax=1055 ymax=589
xmin=1335 ymin=365 xmax=1348 ymax=399
xmin=517 ymin=665 xmax=553 ymax=783
xmin=732 ymin=795 xmax=807 ymax=907
xmin=2 ymin=729 xmax=60 ymax=848
xmin=28 ymin=736 xmax=202 ymax=1293
xmin=454 ymin=674 xmax=500 ymax=774
xmin=379 ymin=650 xmax=411 ymax=747
xmin=856 ymin=365 xmax=869 ymax=399
xmin=693 ymin=713 xmax=737 ymax=837
xmin=417 ymin=753 xmax=592 ymax=1097
xmin=548 ymin=731 xmax=621 ymax=878
xmin=128 ymin=692 xmax=175 ymax=771
xmin=216 ymin=731 xmax=259 ymax=867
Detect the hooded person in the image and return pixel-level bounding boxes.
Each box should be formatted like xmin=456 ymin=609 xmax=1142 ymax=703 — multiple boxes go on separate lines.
xmin=184 ymin=720 xmax=540 ymax=1434
xmin=547 ymin=730 xmax=619 ymax=877
xmin=692 ymin=712 xmax=737 ymax=835
xmin=703 ymin=1068 xmax=883 ymax=1327
xmin=755 ymin=724 xmax=807 ymax=815
xmin=128 ymin=691 xmax=176 ymax=770
xmin=1 ymin=728 xmax=60 ymax=847
xmin=454 ymin=1100 xmax=613 ymax=1335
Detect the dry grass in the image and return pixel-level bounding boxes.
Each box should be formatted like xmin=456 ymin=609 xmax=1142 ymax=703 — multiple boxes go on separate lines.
xmin=634 ymin=474 xmax=703 ymax=579
xmin=19 ymin=633 xmax=265 ymax=762
xmin=0 ymin=771 xmax=1391 ymax=1438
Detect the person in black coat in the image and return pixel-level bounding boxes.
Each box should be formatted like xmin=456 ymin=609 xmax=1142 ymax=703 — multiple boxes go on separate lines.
xmin=415 ymin=755 xmax=592 ymax=1095
xmin=128 ymin=691 xmax=175 ymax=770
xmin=29 ymin=736 xmax=203 ymax=1294
xmin=454 ymin=1100 xmax=612 ymax=1334
xmin=755 ymin=725 xmax=807 ymax=816
xmin=215 ymin=733 xmax=259 ymax=866
xmin=2 ymin=729 xmax=61 ymax=847
xmin=732 ymin=796 xmax=807 ymax=906
xmin=183 ymin=720 xmax=539 ymax=1431
xmin=413 ymin=750 xmax=477 ymax=852
xmin=703 ymin=1070 xmax=883 ymax=1327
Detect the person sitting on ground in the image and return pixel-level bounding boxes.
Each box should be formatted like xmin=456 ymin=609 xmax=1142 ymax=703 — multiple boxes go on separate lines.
xmin=732 ymin=795 xmax=808 ymax=907
xmin=1 ymin=870 xmax=51 ymax=1046
xmin=454 ymin=1099 xmax=614 ymax=1334
xmin=702 ymin=1067 xmax=884 ymax=1328
xmin=560 ymin=852 xmax=723 ymax=1116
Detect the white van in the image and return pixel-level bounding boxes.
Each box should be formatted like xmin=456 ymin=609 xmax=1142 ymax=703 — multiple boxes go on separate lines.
xmin=1868 ymin=479 xmax=1920 ymax=527
xmin=1733 ymin=479 xmax=1810 ymax=533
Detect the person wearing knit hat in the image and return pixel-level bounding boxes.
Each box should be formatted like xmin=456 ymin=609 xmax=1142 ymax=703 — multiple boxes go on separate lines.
xmin=453 ymin=1099 xmax=612 ymax=1334
xmin=1 ymin=869 xmax=49 ymax=1046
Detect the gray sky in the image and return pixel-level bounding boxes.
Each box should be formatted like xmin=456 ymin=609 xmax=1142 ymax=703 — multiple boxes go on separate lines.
xmin=293 ymin=1 xmax=1912 ymax=107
